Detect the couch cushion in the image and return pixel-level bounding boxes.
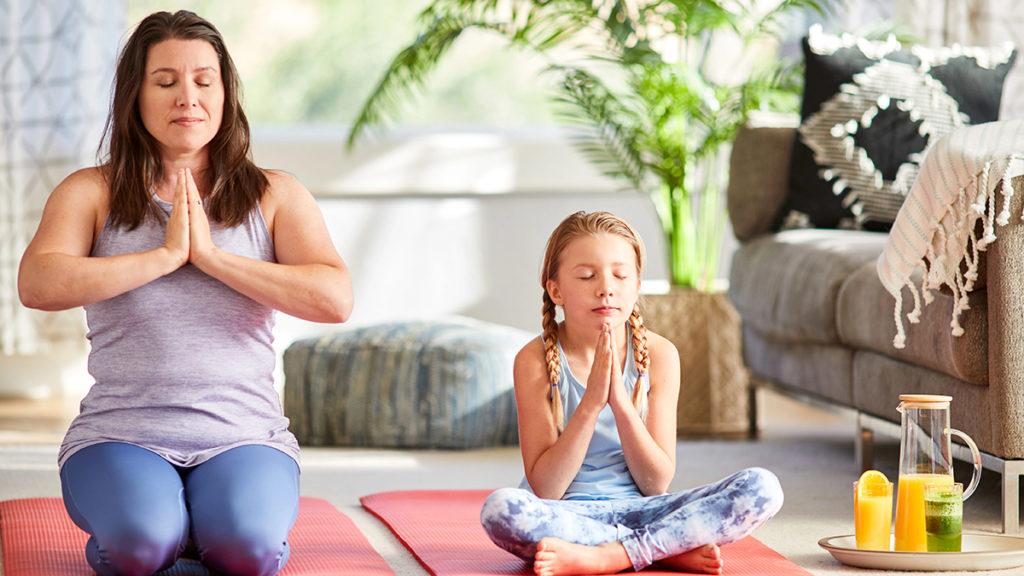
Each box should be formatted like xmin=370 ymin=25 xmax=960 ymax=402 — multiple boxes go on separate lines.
xmin=728 ymin=123 xmax=797 ymax=242
xmin=780 ymin=26 xmax=1016 ymax=232
xmin=837 ymin=263 xmax=987 ymax=386
xmin=743 ymin=326 xmax=853 ymax=406
xmin=730 ymin=229 xmax=888 ymax=344
xmin=851 ymin=351 xmax=1008 ymax=458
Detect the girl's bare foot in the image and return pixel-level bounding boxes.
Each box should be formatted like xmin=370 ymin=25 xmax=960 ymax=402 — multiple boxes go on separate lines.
xmin=533 ymin=537 xmax=632 ymax=576
xmin=655 ymin=544 xmax=723 ymax=575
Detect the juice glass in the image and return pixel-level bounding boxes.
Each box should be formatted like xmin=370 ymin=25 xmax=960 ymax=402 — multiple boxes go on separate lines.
xmin=854 ymin=479 xmax=893 ymax=551
xmin=894 ymin=473 xmax=954 ymax=551
xmin=925 ymin=483 xmax=963 ymax=552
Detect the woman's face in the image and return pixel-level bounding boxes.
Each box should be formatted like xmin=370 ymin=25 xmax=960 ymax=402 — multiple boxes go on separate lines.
xmin=547 ymin=233 xmax=641 ymax=335
xmin=139 ymin=38 xmax=224 ymax=157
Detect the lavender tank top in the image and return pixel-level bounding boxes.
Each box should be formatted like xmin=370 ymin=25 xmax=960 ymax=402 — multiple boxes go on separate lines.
xmin=58 ymin=194 xmax=299 ymax=469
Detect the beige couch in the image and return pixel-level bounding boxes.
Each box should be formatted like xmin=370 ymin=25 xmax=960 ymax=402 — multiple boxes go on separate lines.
xmin=726 ymin=123 xmax=1024 ymax=533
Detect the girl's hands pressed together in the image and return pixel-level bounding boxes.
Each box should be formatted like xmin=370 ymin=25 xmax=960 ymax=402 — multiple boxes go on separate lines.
xmin=582 ymin=323 xmax=613 ymax=411
xmin=607 ymin=324 xmax=629 ymax=411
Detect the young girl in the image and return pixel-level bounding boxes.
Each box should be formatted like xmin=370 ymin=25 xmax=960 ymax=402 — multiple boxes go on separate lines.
xmin=480 ymin=211 xmax=783 ymax=576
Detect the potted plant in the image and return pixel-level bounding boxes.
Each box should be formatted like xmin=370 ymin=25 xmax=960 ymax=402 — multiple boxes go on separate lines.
xmin=347 ymin=0 xmax=828 ymax=436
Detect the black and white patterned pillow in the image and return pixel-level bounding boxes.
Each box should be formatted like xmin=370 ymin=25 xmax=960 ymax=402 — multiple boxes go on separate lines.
xmin=776 ymin=25 xmax=1017 ymax=232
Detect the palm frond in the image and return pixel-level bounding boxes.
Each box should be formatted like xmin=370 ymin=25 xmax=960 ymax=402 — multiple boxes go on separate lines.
xmin=598 ymin=1 xmax=643 ymax=48
xmin=344 ymin=0 xmax=841 ymax=290
xmin=347 ymin=0 xmax=601 ymax=148
xmin=513 ymin=0 xmax=596 ymax=50
xmin=643 ymin=0 xmax=740 ymax=38
xmin=418 ymin=0 xmax=502 ymax=24
xmin=750 ymin=0 xmax=829 ymax=38
xmin=549 ymin=65 xmax=647 ymax=192
xmin=347 ymin=15 xmax=483 ymax=148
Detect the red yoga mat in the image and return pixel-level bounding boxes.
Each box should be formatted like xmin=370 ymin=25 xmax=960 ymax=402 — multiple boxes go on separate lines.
xmin=0 ymin=497 xmax=393 ymax=576
xmin=361 ymin=490 xmax=812 ymax=576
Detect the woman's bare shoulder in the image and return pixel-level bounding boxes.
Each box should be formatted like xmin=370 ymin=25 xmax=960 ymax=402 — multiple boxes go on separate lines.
xmin=50 ymin=167 xmax=109 ymax=221
xmin=258 ymin=169 xmax=311 ymax=227
xmin=55 ymin=167 xmax=108 ymax=198
xmin=261 ymin=169 xmax=308 ymax=200
xmin=24 ymin=167 xmax=109 ymax=257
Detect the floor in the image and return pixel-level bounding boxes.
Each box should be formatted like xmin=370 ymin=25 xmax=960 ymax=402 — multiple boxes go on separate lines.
xmin=0 ymin=390 xmax=1018 ymax=575
xmin=0 ymin=394 xmax=77 ymax=444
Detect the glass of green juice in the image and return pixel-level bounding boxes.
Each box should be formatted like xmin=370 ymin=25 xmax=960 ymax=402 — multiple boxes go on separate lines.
xmin=924 ymin=482 xmax=963 ymax=552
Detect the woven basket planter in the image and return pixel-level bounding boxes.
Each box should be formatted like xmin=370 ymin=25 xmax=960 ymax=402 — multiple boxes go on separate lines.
xmin=643 ymin=287 xmax=750 ymax=438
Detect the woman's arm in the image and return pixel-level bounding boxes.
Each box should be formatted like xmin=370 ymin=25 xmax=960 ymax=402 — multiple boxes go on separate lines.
xmin=516 ymin=331 xmax=611 ymax=500
xmin=610 ymin=332 xmax=679 ymax=496
xmin=18 ymin=168 xmax=188 ymax=311
xmin=187 ymin=170 xmax=353 ymax=323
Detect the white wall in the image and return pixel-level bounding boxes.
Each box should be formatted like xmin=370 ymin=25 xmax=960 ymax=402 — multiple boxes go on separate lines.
xmin=7 ymin=126 xmax=740 ymax=398
xmin=252 ymin=127 xmax=673 ymax=392
xmin=282 ymin=193 xmax=668 ymax=332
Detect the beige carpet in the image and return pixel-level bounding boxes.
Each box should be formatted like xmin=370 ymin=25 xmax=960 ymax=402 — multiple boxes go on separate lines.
xmin=0 ymin=391 xmax=1017 ymax=575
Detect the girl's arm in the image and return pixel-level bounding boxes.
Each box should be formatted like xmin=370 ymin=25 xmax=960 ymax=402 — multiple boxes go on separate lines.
xmin=610 ymin=332 xmax=679 ymax=495
xmin=18 ymin=168 xmax=188 ymax=311
xmin=515 ymin=335 xmax=609 ymax=500
xmin=187 ymin=170 xmax=353 ymax=323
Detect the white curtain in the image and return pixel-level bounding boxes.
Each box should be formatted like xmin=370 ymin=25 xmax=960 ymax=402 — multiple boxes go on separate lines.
xmin=0 ymin=0 xmax=122 ymax=355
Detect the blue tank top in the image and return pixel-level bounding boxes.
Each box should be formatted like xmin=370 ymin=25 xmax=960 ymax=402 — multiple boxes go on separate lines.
xmin=521 ymin=331 xmax=649 ymax=500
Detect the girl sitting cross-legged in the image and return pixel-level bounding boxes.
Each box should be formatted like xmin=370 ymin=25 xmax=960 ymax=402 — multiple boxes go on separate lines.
xmin=480 ymin=211 xmax=784 ymax=576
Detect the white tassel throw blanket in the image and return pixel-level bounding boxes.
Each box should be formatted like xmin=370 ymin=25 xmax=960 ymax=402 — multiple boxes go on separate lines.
xmin=877 ymin=120 xmax=1024 ymax=349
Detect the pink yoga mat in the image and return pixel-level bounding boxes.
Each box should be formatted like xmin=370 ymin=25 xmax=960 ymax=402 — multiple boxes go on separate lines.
xmin=361 ymin=489 xmax=813 ymax=576
xmin=0 ymin=497 xmax=393 ymax=576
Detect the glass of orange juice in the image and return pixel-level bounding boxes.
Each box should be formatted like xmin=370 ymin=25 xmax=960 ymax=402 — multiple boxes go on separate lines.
xmin=855 ymin=471 xmax=893 ymax=551
xmin=894 ymin=473 xmax=954 ymax=551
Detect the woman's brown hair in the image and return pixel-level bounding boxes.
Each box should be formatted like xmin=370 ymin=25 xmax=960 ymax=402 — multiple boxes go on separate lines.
xmin=540 ymin=211 xmax=649 ymax=433
xmin=100 ymin=10 xmax=267 ymax=229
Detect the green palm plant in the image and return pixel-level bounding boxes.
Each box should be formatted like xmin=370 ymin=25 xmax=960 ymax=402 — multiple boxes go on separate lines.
xmin=348 ymin=0 xmax=829 ymax=290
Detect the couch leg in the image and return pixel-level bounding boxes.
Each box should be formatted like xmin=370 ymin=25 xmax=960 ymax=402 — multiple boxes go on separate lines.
xmin=747 ymin=382 xmax=760 ymax=440
xmin=1003 ymin=461 xmax=1023 ymax=534
xmin=855 ymin=415 xmax=874 ymax=473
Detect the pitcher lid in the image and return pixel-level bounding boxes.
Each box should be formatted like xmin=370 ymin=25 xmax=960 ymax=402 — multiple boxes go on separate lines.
xmin=899 ymin=394 xmax=952 ymax=404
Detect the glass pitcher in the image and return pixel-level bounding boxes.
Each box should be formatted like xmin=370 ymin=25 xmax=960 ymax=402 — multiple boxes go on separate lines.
xmin=893 ymin=394 xmax=981 ymax=551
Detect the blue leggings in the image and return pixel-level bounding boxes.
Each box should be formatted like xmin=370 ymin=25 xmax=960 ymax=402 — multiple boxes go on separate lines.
xmin=59 ymin=442 xmax=299 ymax=576
xmin=480 ymin=467 xmax=784 ymax=571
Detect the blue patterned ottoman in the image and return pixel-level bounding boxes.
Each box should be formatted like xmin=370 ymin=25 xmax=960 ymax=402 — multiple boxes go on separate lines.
xmin=283 ymin=318 xmax=532 ymax=449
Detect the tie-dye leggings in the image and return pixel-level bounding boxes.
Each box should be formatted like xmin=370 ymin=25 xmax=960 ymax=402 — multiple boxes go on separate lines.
xmin=480 ymin=467 xmax=783 ymax=571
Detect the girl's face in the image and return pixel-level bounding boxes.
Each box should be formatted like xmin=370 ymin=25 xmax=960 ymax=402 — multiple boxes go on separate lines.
xmin=139 ymin=39 xmax=224 ymax=157
xmin=547 ymin=233 xmax=640 ymax=334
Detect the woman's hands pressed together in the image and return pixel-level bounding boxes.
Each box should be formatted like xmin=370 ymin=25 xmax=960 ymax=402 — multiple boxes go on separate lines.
xmin=162 ymin=168 xmax=191 ymax=268
xmin=184 ymin=168 xmax=216 ymax=269
xmin=162 ymin=168 xmax=217 ymax=272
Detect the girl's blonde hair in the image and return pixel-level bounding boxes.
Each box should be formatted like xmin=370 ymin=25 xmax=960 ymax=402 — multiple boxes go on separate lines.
xmin=540 ymin=211 xmax=649 ymax=432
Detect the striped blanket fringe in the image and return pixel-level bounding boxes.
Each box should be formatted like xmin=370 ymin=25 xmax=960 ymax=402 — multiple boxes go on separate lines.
xmin=882 ymin=152 xmax=1024 ymax=349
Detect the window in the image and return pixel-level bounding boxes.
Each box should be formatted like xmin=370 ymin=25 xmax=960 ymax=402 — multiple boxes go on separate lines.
xmin=126 ymin=0 xmax=559 ymax=127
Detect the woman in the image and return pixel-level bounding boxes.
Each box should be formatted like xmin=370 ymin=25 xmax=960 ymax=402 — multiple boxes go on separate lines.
xmin=17 ymin=10 xmax=352 ymax=576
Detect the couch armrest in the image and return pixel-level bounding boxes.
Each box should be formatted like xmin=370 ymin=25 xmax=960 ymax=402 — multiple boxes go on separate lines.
xmin=727 ymin=119 xmax=798 ymax=242
xmin=986 ymin=175 xmax=1024 ymax=457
